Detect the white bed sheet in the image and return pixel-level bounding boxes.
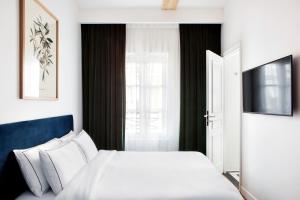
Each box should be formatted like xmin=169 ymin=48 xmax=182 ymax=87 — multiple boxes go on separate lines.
xmin=56 ymin=150 xmax=243 ymax=200
xmin=16 ymin=191 xmax=55 ymax=200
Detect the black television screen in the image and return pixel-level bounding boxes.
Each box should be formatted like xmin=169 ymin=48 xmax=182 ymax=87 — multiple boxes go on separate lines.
xmin=243 ymin=55 xmax=293 ymax=116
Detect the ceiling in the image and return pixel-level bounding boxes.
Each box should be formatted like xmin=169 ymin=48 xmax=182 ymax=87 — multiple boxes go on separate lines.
xmin=77 ymin=0 xmax=227 ymax=9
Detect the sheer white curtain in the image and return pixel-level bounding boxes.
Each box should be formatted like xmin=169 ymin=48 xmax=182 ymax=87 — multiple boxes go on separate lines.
xmin=125 ymin=24 xmax=180 ymax=151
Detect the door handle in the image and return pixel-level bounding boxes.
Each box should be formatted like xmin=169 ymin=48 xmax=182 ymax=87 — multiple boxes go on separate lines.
xmin=204 ymin=110 xmax=209 ymax=118
xmin=204 ymin=111 xmax=216 ymax=126
xmin=204 ymin=114 xmax=215 ymax=118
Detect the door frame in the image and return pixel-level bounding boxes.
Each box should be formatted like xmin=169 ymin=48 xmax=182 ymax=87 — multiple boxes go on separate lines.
xmin=223 ymin=43 xmax=242 ymax=192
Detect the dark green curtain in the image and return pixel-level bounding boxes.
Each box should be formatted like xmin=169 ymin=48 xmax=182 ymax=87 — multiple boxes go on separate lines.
xmin=81 ymin=24 xmax=126 ymax=150
xmin=179 ymin=24 xmax=221 ymax=154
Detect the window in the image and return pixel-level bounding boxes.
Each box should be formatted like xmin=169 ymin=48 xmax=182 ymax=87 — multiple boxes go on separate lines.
xmin=125 ymin=24 xmax=180 ymax=151
xmin=126 ymin=53 xmax=167 ymax=138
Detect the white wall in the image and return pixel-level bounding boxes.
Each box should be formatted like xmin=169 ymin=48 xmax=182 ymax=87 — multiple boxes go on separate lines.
xmin=79 ymin=8 xmax=223 ymax=23
xmin=222 ymin=0 xmax=300 ymax=199
xmin=0 ymin=0 xmax=82 ymax=131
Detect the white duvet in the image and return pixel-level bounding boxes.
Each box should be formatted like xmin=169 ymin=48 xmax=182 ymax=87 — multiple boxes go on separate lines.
xmin=55 ymin=151 xmax=243 ymax=200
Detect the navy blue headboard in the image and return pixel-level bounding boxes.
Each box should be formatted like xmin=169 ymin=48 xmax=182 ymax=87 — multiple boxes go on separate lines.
xmin=0 ymin=115 xmax=73 ymax=199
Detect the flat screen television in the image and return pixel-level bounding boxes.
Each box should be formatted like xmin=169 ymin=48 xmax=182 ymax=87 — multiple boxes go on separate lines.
xmin=243 ymin=55 xmax=293 ymax=116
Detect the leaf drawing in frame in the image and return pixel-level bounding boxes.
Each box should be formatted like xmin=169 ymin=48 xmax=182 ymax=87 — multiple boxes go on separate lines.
xmin=29 ymin=15 xmax=54 ymax=81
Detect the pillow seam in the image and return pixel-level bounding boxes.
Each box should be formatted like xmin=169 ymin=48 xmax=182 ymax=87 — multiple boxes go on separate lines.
xmin=45 ymin=152 xmax=64 ymax=192
xmin=22 ymin=151 xmax=43 ymax=193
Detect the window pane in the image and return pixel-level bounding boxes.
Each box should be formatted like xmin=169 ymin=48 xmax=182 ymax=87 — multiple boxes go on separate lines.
xmin=125 ymin=53 xmax=167 ymax=140
xmin=150 ymin=87 xmax=163 ymax=111
xmin=148 ymin=112 xmax=163 ymax=135
xmin=126 ymin=63 xmax=138 ymax=86
xmin=126 ymin=86 xmax=139 ymax=111
xmin=148 ymin=63 xmax=163 ymax=86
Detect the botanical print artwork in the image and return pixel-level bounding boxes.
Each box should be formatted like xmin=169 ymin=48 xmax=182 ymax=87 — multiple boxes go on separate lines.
xmin=30 ymin=16 xmax=54 ymax=81
xmin=20 ymin=0 xmax=58 ymax=99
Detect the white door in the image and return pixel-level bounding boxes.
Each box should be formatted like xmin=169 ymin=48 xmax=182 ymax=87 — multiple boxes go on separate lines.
xmin=223 ymin=48 xmax=241 ymax=173
xmin=206 ymin=50 xmax=224 ymax=173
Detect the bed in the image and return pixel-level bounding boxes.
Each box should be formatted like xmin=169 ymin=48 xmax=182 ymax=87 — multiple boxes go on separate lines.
xmin=56 ymin=150 xmax=242 ymax=200
xmin=0 ymin=115 xmax=243 ymax=200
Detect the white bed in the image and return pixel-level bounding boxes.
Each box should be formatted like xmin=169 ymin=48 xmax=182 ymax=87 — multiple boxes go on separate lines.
xmin=53 ymin=150 xmax=243 ymax=200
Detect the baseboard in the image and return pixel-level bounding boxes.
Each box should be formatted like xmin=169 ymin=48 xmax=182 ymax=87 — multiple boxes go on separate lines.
xmin=240 ymin=186 xmax=258 ymax=200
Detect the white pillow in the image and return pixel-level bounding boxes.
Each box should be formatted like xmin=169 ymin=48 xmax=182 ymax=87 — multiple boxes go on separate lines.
xmin=73 ymin=130 xmax=98 ymax=162
xmin=40 ymin=141 xmax=87 ymax=194
xmin=59 ymin=131 xmax=77 ymax=143
xmin=13 ymin=139 xmax=60 ymax=197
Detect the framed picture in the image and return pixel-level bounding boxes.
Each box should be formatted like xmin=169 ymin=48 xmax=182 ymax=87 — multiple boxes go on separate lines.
xmin=20 ymin=0 xmax=59 ymax=100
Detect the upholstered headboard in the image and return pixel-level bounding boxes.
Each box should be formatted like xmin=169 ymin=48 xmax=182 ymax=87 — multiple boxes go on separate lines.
xmin=0 ymin=115 xmax=73 ymax=199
